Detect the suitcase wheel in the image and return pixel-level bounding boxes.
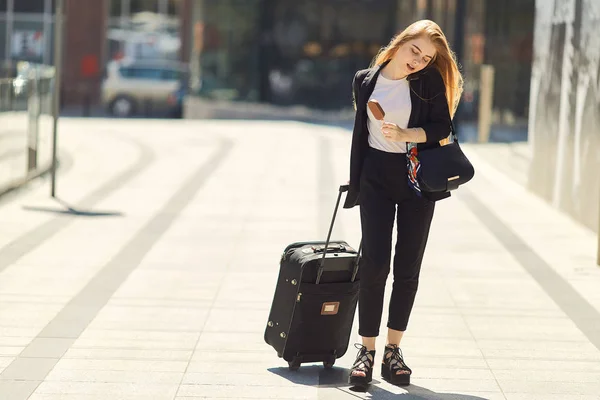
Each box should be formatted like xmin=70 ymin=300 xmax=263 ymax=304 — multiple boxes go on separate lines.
xmin=323 ymin=360 xmax=335 ymax=369
xmin=288 ymin=358 xmax=301 ymax=371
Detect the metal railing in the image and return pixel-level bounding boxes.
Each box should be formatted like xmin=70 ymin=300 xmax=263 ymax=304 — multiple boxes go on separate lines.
xmin=0 ymin=62 xmax=55 ymax=196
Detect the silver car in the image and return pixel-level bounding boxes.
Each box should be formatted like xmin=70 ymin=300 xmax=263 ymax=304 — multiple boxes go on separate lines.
xmin=102 ymin=59 xmax=186 ymax=117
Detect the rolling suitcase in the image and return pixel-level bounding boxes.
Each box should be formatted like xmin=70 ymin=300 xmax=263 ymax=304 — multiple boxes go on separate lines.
xmin=264 ymin=185 xmax=361 ymax=371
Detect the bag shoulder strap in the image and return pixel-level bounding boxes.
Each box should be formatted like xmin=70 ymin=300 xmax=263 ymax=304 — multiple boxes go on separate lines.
xmin=450 ymin=120 xmax=459 ymax=143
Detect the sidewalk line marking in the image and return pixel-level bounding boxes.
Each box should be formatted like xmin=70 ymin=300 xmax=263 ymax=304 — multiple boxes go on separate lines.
xmin=0 ymin=135 xmax=154 ymax=274
xmin=0 ymin=139 xmax=232 ymax=399
xmin=460 ymin=189 xmax=600 ymax=352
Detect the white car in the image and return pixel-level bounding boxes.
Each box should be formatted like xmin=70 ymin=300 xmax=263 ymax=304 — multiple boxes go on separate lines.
xmin=101 ymin=59 xmax=186 ymax=117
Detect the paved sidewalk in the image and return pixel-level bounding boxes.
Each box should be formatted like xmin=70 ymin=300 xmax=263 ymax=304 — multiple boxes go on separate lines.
xmin=0 ymin=118 xmax=599 ymax=400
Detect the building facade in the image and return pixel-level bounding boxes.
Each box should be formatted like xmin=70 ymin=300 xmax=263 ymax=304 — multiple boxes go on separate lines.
xmin=0 ymin=0 xmax=57 ymax=68
xmin=528 ymin=0 xmax=600 ymax=234
xmin=187 ymin=0 xmax=535 ymax=138
xmin=0 ymin=0 xmax=192 ymax=104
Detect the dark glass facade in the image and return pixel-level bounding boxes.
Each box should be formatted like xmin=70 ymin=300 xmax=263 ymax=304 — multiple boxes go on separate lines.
xmin=194 ymin=0 xmax=397 ymax=109
xmin=483 ymin=0 xmax=534 ymax=126
xmin=190 ymin=0 xmax=535 ymax=136
xmin=13 ymin=0 xmax=45 ymax=13
xmin=107 ymin=0 xmax=182 ymax=63
xmin=0 ymin=0 xmax=55 ymax=65
xmin=258 ymin=0 xmax=397 ymax=109
xmin=195 ymin=0 xmax=262 ymax=102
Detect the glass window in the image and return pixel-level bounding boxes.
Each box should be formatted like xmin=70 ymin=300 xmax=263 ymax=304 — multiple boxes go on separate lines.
xmin=46 ymin=21 xmax=54 ymax=64
xmin=415 ymin=0 xmax=427 ymax=19
xmin=455 ymin=0 xmax=485 ymax=124
xmin=394 ymin=0 xmax=416 ymax=31
xmin=198 ymin=0 xmax=262 ymax=102
xmin=0 ymin=21 xmax=6 ymax=63
xmin=431 ymin=0 xmax=455 ymax=44
xmin=10 ymin=20 xmax=46 ymax=63
xmin=444 ymin=0 xmax=456 ymax=46
xmin=264 ymin=0 xmax=396 ymax=108
xmin=197 ymin=0 xmax=397 ymax=108
xmin=131 ymin=0 xmax=159 ymax=14
xmin=167 ymin=0 xmax=179 ymax=16
xmin=162 ymin=68 xmax=181 ymax=80
xmin=120 ymin=67 xmax=162 ymax=79
xmin=0 ymin=0 xmax=8 ymax=13
xmin=110 ymin=0 xmax=123 ymax=18
xmin=483 ymin=0 xmax=534 ymax=125
xmin=14 ymin=0 xmax=45 ymax=13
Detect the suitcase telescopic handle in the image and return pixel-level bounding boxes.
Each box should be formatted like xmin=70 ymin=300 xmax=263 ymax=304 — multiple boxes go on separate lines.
xmin=316 ymin=185 xmax=361 ymax=284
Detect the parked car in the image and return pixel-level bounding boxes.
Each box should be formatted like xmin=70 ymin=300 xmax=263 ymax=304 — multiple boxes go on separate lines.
xmin=101 ymin=59 xmax=187 ymax=117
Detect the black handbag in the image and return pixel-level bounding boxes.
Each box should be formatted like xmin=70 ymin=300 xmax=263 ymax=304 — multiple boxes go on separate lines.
xmin=416 ymin=122 xmax=474 ymax=193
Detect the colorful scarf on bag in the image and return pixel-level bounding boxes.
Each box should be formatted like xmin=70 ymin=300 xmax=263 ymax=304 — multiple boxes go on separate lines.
xmin=406 ymin=142 xmax=422 ymax=196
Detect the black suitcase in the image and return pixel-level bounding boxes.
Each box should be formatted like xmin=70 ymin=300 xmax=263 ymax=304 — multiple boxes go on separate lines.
xmin=264 ymin=185 xmax=361 ymax=371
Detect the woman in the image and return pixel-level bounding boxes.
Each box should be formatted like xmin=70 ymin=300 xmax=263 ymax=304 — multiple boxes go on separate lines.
xmin=344 ymin=20 xmax=463 ymax=387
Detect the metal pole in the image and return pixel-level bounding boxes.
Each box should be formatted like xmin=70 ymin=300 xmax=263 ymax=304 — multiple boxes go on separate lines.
xmin=50 ymin=0 xmax=63 ymax=197
xmin=478 ymin=64 xmax=495 ymax=143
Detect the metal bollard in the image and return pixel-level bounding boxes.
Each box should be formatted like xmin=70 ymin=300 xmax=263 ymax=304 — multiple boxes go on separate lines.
xmin=27 ymin=76 xmax=41 ymax=172
xmin=478 ymin=64 xmax=495 ymax=143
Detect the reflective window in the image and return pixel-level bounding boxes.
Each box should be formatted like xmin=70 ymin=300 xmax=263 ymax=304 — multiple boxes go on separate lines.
xmin=456 ymin=0 xmax=486 ymax=123
xmin=197 ymin=0 xmax=261 ymax=102
xmin=109 ymin=0 xmax=123 ymax=18
xmin=11 ymin=20 xmax=46 ymax=63
xmin=162 ymin=68 xmax=181 ymax=80
xmin=0 ymin=0 xmax=8 ymax=12
xmin=194 ymin=0 xmax=534 ymax=115
xmin=266 ymin=0 xmax=395 ymax=108
xmin=0 ymin=21 xmax=6 ymax=62
xmin=120 ymin=66 xmax=181 ymax=80
xmin=130 ymin=0 xmax=160 ymax=14
xmin=197 ymin=0 xmax=395 ymax=107
xmin=431 ymin=0 xmax=455 ymax=45
xmin=167 ymin=0 xmax=179 ymax=16
xmin=105 ymin=0 xmax=182 ymax=65
xmin=120 ymin=67 xmax=163 ymax=79
xmin=484 ymin=0 xmax=534 ymax=125
xmin=13 ymin=0 xmax=44 ymax=13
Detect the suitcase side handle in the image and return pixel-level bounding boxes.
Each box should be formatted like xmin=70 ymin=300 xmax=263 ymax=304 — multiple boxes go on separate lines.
xmin=316 ymin=185 xmax=361 ymax=284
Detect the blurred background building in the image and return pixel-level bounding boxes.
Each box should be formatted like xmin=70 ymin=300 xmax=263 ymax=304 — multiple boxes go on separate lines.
xmin=528 ymin=0 xmax=600 ymax=234
xmin=0 ymin=0 xmax=535 ymax=133
xmin=185 ymin=0 xmax=534 ymax=143
xmin=0 ymin=0 xmax=192 ymax=116
xmin=0 ymin=0 xmax=598 ymax=242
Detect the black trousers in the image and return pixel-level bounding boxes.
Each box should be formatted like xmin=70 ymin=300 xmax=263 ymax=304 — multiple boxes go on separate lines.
xmin=358 ymin=147 xmax=435 ymax=337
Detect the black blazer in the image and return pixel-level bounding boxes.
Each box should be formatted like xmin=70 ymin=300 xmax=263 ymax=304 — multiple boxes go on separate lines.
xmin=344 ymin=60 xmax=453 ymax=208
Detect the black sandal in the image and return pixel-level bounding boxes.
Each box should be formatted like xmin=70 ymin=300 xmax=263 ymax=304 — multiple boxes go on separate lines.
xmin=348 ymin=344 xmax=376 ymax=388
xmin=381 ymin=344 xmax=412 ymax=386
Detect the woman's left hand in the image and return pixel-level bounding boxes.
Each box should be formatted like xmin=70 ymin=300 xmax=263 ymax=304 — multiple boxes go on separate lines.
xmin=381 ymin=122 xmax=409 ymax=142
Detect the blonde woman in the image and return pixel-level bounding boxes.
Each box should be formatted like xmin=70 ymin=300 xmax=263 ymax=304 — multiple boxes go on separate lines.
xmin=343 ymin=20 xmax=463 ymax=388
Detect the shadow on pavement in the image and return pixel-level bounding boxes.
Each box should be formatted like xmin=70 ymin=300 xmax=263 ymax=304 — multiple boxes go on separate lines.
xmin=269 ymin=366 xmax=492 ymax=400
xmin=22 ymin=197 xmax=123 ymax=217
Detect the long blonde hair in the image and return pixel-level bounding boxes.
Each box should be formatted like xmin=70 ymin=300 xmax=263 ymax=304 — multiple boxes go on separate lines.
xmin=372 ymin=20 xmax=463 ymax=118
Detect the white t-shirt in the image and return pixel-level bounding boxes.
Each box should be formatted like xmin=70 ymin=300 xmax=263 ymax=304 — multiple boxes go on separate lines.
xmin=366 ymin=74 xmax=412 ymax=153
